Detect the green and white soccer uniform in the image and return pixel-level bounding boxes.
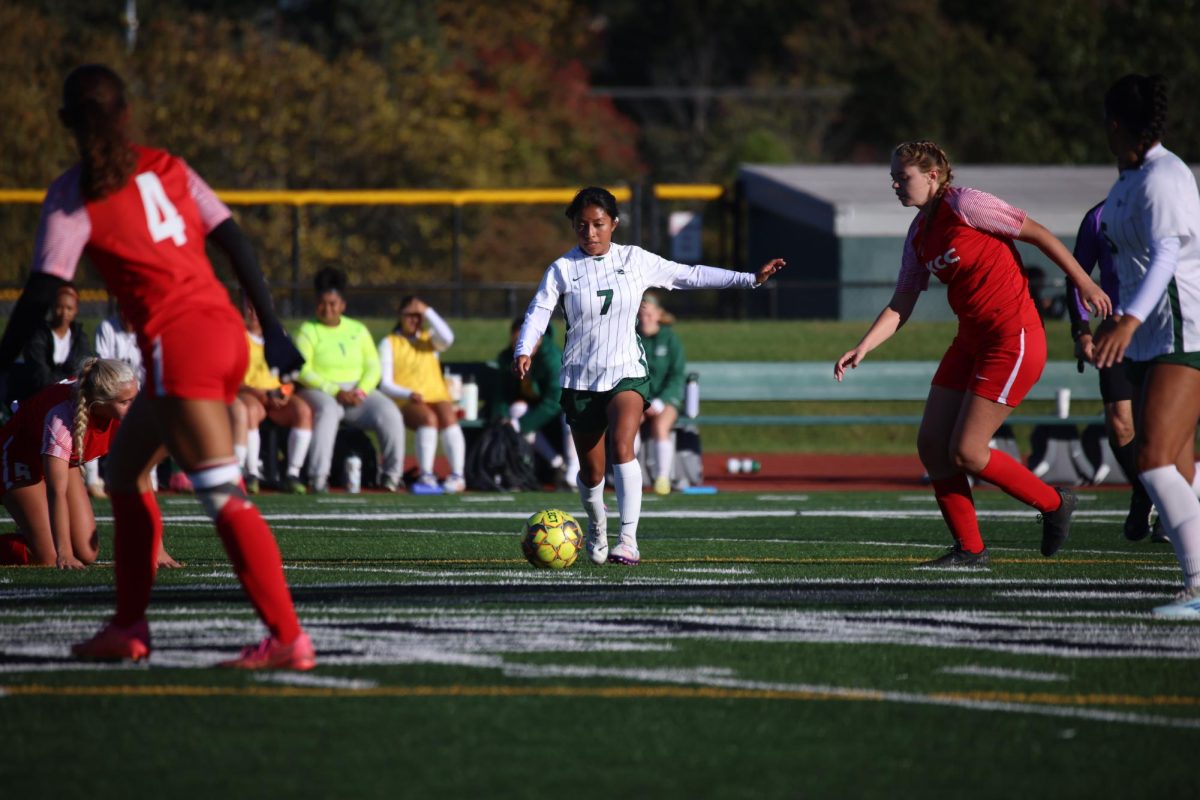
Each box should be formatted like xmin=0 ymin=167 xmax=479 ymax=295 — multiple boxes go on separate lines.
xmin=516 ymin=243 xmax=755 ymax=389
xmin=1101 ymin=144 xmax=1200 ymax=361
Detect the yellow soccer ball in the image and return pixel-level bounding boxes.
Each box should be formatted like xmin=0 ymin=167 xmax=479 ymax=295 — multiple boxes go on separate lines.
xmin=521 ymin=509 xmax=583 ymax=569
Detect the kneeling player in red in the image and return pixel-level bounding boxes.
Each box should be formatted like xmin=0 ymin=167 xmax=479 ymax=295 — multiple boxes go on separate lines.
xmin=0 ymin=358 xmax=146 ymax=567
xmin=835 ymin=141 xmax=1112 ymax=566
xmin=0 ymin=65 xmax=314 ymax=669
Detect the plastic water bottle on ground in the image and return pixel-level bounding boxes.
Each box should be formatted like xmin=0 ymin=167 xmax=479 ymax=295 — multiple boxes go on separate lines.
xmin=345 ymin=454 xmax=362 ymax=494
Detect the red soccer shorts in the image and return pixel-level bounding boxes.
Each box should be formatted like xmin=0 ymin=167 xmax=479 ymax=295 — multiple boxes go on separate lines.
xmin=143 ymin=305 xmax=248 ymax=404
xmin=932 ymin=321 xmax=1047 ymax=407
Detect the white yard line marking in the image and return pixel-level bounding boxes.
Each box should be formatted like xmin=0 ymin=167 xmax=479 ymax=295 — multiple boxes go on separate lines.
xmin=938 ymin=665 xmax=1068 ymax=682
xmin=255 ymin=673 xmax=379 ymax=690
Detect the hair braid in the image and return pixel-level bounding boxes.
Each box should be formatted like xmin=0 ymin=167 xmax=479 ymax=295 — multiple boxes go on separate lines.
xmin=893 ymin=140 xmax=954 ymax=195
xmin=72 ymin=358 xmax=100 ymax=464
xmin=1145 ymin=74 xmax=1169 ymax=149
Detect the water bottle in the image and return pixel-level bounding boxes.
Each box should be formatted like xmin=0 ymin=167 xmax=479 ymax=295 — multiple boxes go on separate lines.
xmin=462 ymin=374 xmax=479 ymax=421
xmin=345 ymin=453 xmax=362 ymax=494
xmin=684 ymin=372 xmax=700 ymax=419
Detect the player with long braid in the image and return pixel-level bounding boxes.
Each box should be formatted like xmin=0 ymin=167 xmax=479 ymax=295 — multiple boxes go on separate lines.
xmin=0 ymin=65 xmax=314 ymax=667
xmin=1092 ymin=75 xmax=1200 ymax=616
xmin=514 ymin=187 xmax=785 ymax=566
xmin=836 ymin=141 xmax=1112 ymax=566
xmin=0 ymin=358 xmax=137 ymax=567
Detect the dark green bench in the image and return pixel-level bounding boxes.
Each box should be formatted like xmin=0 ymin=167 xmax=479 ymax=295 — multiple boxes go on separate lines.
xmin=686 ymin=361 xmax=1103 ymax=426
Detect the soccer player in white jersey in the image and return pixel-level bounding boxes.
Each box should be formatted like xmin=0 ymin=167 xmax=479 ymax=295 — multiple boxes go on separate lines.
xmin=514 ymin=187 xmax=785 ymax=565
xmin=1093 ymin=75 xmax=1200 ymax=617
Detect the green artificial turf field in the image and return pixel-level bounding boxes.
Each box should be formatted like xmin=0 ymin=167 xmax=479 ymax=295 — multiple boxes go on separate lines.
xmin=1 ymin=487 xmax=1197 ymax=799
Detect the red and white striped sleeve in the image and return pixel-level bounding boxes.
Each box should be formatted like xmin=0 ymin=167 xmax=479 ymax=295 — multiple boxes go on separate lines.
xmin=41 ymin=401 xmax=75 ymax=462
xmin=894 ymin=216 xmax=930 ymax=293
xmin=30 ymin=167 xmax=89 ymax=282
xmin=944 ymin=186 xmax=1027 ymax=238
xmin=184 ymin=163 xmax=232 ymax=233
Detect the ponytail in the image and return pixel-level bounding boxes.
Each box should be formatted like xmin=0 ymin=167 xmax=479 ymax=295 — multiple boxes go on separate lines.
xmin=61 ymin=64 xmax=137 ymax=200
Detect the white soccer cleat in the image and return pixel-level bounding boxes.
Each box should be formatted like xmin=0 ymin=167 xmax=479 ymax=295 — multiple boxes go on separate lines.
xmin=607 ymin=539 xmax=640 ymax=566
xmin=441 ymin=474 xmax=466 ymax=494
xmin=1152 ymin=587 xmax=1200 ymax=618
xmin=585 ymin=525 xmax=609 ymax=565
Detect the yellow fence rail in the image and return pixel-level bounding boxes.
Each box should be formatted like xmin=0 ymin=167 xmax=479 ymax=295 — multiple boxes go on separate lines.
xmin=0 ymin=184 xmax=729 ymax=315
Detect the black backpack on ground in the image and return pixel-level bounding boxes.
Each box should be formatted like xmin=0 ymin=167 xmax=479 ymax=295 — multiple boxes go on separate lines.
xmin=466 ymin=423 xmax=542 ymax=491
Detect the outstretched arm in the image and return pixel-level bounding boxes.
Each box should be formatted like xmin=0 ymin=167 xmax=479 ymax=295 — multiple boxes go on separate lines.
xmin=834 ymin=291 xmax=919 ymax=381
xmin=670 ymin=258 xmax=786 ymax=290
xmin=1017 ymin=217 xmax=1111 ymax=318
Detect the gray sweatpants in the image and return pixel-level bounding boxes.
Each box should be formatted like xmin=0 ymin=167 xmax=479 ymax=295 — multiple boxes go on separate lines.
xmin=302 ymin=389 xmax=406 ymax=489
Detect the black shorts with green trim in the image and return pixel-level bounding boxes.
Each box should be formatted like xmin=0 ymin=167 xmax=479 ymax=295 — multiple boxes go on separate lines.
xmin=561 ymin=375 xmax=651 ymax=433
xmin=1126 ymin=351 xmax=1200 ymax=386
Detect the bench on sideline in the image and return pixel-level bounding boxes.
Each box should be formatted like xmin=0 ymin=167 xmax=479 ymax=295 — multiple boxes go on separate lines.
xmin=685 ymin=360 xmax=1102 ymax=427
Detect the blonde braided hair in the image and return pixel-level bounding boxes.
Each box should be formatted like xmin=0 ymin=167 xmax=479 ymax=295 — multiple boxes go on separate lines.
xmin=72 ymin=358 xmax=136 ymax=464
xmin=893 ymin=140 xmax=954 ymax=197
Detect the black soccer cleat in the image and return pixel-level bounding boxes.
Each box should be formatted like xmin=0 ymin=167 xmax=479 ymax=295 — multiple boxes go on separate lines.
xmin=1039 ymin=488 xmax=1077 ymax=556
xmin=1123 ymin=490 xmax=1153 ymax=542
xmin=918 ymin=545 xmax=990 ymax=568
xmin=1150 ymin=516 xmax=1170 ymax=544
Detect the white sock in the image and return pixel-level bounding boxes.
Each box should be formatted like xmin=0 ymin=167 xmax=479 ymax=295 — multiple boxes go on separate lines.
xmin=563 ymin=420 xmax=579 ymax=486
xmin=576 ymin=475 xmax=606 ymax=535
xmin=441 ymin=424 xmax=466 ymax=476
xmin=1140 ymin=465 xmax=1200 ymax=588
xmin=416 ymin=426 xmax=437 ymax=475
xmin=287 ymin=428 xmax=313 ymax=478
xmin=245 ymin=429 xmax=261 ymax=479
xmin=85 ymin=459 xmax=101 ymax=487
xmin=234 ymin=444 xmax=248 ymax=473
xmin=654 ymin=438 xmax=675 ymax=481
xmin=611 ymin=459 xmax=643 ymax=549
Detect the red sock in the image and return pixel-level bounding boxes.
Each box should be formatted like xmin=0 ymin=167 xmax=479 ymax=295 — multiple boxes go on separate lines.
xmin=215 ymin=500 xmax=302 ymax=644
xmin=0 ymin=533 xmax=30 ymax=565
xmin=111 ymin=491 xmax=163 ymax=626
xmin=931 ymin=474 xmax=985 ymax=553
xmin=976 ymin=449 xmax=1060 ymax=512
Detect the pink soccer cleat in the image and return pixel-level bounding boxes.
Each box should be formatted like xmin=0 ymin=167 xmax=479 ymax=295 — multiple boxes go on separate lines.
xmin=72 ymin=618 xmax=151 ymax=662
xmin=219 ymin=631 xmax=316 ymax=671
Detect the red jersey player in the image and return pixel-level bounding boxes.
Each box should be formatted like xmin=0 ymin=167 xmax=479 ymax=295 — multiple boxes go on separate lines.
xmin=835 ymin=140 xmax=1111 ymax=567
xmin=0 ymin=359 xmax=138 ymax=567
xmin=0 ymin=64 xmax=314 ymax=669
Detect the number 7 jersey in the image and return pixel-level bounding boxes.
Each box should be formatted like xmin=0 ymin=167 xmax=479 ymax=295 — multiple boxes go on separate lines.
xmin=516 ymin=243 xmax=756 ymax=392
xmin=30 ymin=145 xmax=234 ymax=341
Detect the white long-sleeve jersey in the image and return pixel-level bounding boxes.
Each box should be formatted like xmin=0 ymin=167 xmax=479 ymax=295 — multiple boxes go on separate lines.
xmin=515 ymin=243 xmax=757 ymax=392
xmin=1101 ymin=144 xmax=1200 ymax=360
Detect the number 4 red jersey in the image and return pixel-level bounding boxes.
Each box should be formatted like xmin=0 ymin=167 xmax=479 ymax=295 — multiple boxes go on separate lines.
xmin=30 ymin=145 xmax=234 ymax=341
xmin=895 ymin=186 xmax=1038 ymax=334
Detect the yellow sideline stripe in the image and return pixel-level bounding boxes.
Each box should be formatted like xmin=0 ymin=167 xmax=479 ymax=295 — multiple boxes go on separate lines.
xmin=4 ymin=683 xmax=1199 ymax=709
xmin=653 ymin=183 xmax=724 ymax=201
xmin=0 ymin=187 xmax=634 ymax=207
xmin=0 ymin=288 xmax=108 ymax=301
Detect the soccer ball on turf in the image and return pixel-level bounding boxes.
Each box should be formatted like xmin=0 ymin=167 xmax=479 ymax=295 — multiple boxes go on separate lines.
xmin=521 ymin=509 xmax=583 ymax=569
